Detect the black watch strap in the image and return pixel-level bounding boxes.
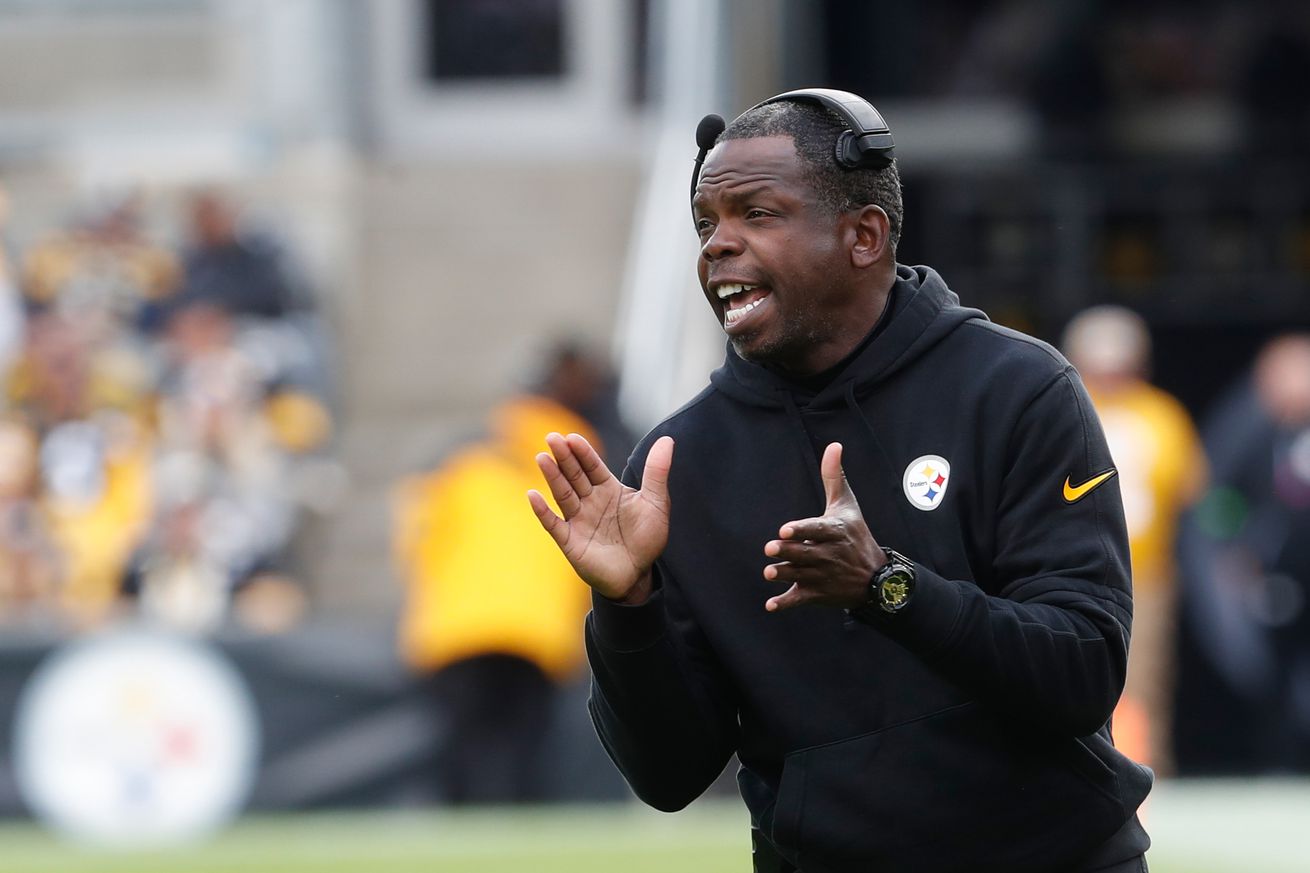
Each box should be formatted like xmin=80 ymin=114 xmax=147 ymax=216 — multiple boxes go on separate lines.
xmin=851 ymin=548 xmax=916 ymax=621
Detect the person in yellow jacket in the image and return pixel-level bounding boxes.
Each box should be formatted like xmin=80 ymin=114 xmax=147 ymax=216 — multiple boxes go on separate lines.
xmin=3 ymin=313 xmax=155 ymax=627
xmin=394 ymin=386 xmax=603 ymax=803
xmin=1063 ymin=306 xmax=1208 ymax=777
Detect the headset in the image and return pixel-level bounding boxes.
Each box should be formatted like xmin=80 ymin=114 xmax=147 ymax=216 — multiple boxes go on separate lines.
xmin=690 ymin=88 xmax=896 ymax=204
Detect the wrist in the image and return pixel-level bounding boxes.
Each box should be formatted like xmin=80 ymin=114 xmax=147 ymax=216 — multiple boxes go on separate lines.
xmin=613 ymin=569 xmax=654 ymax=606
xmin=590 ymin=583 xmax=666 ymax=652
xmin=851 ymin=548 xmax=916 ymax=620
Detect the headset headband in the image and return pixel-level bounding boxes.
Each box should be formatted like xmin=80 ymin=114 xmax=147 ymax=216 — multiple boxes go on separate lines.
xmin=753 ymin=88 xmax=895 ymax=170
xmin=690 ymin=88 xmax=895 ymax=205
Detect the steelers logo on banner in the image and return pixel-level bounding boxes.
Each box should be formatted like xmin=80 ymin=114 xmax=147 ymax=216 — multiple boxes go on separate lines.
xmin=903 ymin=454 xmax=951 ymax=511
xmin=12 ymin=630 xmax=260 ymax=847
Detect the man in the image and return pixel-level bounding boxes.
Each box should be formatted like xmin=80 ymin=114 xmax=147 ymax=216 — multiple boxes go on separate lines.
xmin=530 ymin=91 xmax=1151 ymax=872
xmin=1063 ymin=305 xmax=1207 ymax=776
xmin=175 ymin=191 xmax=301 ymax=320
xmin=396 ymin=345 xmax=608 ymax=803
xmin=1181 ymin=334 xmax=1310 ymax=772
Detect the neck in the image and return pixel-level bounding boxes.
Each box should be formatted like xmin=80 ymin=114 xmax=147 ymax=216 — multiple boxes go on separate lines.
xmin=778 ymin=273 xmax=896 ymax=376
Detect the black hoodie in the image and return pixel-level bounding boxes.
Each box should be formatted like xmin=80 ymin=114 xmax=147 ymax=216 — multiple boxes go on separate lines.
xmin=587 ymin=265 xmax=1152 ymax=873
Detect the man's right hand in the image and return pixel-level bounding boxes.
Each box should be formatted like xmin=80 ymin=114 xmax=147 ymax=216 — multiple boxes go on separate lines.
xmin=528 ymin=433 xmax=673 ymax=605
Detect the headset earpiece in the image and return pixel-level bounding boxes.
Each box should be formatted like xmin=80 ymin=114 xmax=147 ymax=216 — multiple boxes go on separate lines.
xmin=834 ymin=129 xmax=863 ymax=169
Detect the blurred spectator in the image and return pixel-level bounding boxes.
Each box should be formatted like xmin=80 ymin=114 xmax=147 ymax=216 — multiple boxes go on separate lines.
xmin=170 ymin=190 xmax=303 ymax=321
xmin=0 ymin=415 xmax=62 ymax=622
xmin=534 ymin=339 xmax=637 ymax=470
xmin=393 ymin=345 xmax=624 ymax=804
xmin=154 ymin=189 xmax=335 ymax=406
xmin=1064 ymin=305 xmax=1207 ymax=776
xmin=0 ymin=183 xmax=25 ymax=375
xmin=1181 ymin=334 xmax=1310 ymax=772
xmin=2 ymin=313 xmax=154 ymax=627
xmin=121 ymin=300 xmax=328 ymax=634
xmin=21 ymin=192 xmax=179 ymax=335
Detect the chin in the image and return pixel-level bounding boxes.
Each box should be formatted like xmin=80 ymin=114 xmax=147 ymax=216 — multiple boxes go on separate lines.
xmin=729 ymin=335 xmax=761 ymax=361
xmin=731 ymin=334 xmax=779 ymax=365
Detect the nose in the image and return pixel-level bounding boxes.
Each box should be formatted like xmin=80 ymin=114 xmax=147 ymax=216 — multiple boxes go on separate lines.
xmin=700 ymin=220 xmax=743 ymax=262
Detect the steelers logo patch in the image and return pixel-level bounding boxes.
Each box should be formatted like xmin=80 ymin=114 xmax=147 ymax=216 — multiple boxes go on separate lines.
xmin=903 ymin=455 xmax=951 ymax=511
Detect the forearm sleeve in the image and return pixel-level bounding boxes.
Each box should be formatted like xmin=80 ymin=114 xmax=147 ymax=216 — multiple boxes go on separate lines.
xmin=870 ymin=370 xmax=1133 ymax=737
xmin=586 ymin=576 xmax=740 ymax=811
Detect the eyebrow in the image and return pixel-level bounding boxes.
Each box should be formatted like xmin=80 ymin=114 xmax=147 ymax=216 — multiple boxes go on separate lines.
xmin=692 ymin=182 xmax=783 ymax=210
xmin=720 ymin=184 xmax=779 ymax=202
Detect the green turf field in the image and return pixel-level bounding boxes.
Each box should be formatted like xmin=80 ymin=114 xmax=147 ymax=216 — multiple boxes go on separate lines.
xmin=0 ymin=802 xmax=747 ymax=873
xmin=2 ymin=781 xmax=1307 ymax=872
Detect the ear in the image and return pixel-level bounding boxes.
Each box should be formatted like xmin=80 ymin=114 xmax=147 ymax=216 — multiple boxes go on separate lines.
xmin=850 ymin=205 xmax=891 ymax=269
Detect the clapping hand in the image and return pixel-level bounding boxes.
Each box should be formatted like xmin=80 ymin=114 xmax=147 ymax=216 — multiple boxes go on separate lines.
xmin=528 ymin=433 xmax=674 ymax=605
xmin=762 ymin=442 xmax=886 ymax=612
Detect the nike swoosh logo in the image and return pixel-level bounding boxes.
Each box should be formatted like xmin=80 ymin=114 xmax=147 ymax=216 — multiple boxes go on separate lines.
xmin=1063 ymin=469 xmax=1117 ymax=503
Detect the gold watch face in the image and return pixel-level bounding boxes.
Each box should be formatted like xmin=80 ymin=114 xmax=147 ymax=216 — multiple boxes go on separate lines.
xmin=880 ymin=572 xmax=912 ymax=611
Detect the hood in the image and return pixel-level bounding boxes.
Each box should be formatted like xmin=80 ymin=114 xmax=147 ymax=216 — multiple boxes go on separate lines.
xmin=709 ymin=264 xmax=986 ymax=410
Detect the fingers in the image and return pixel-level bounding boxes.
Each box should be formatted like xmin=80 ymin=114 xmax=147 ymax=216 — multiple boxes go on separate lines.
xmin=526 ymin=489 xmax=569 ymax=548
xmin=820 ymin=442 xmax=855 ymax=509
xmin=777 ymin=516 xmax=849 ymax=543
xmin=761 ymin=445 xmax=875 ymax=615
xmin=535 ymin=448 xmax=583 ymax=519
xmin=640 ymin=436 xmax=675 ymax=508
xmin=564 ymin=432 xmax=614 ymax=487
xmin=780 ymin=443 xmax=860 ymax=541
xmin=539 ymin=431 xmax=614 ymax=518
xmin=762 ymin=560 xmax=828 ymax=585
xmin=762 ymin=561 xmax=853 ymax=612
xmin=766 ymin=583 xmax=811 ymax=612
xmin=764 ymin=538 xmax=823 ymax=563
xmin=546 ymin=432 xmax=594 ymax=499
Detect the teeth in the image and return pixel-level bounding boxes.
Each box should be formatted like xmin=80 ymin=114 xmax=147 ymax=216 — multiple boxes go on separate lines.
xmin=723 ymin=297 xmax=763 ymax=325
xmin=717 ymin=283 xmax=756 ymax=299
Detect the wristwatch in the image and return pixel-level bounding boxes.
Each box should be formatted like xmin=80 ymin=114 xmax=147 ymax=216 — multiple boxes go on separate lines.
xmin=858 ymin=548 xmax=916 ymax=617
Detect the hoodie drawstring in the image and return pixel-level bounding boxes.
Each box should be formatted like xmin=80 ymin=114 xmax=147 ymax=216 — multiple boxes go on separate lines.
xmin=781 ymin=391 xmax=827 ymax=509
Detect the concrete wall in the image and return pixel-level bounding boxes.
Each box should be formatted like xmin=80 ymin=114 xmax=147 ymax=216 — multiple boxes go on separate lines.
xmin=315 ymin=156 xmax=642 ymax=617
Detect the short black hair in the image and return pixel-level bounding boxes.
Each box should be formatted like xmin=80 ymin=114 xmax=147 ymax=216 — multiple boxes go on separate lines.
xmin=720 ymin=99 xmax=902 ymax=252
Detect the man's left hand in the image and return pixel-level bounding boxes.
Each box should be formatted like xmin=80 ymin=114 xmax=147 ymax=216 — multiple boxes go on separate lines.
xmin=763 ymin=442 xmax=887 ymax=612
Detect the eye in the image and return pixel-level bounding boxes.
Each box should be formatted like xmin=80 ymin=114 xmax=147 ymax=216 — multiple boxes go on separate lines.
xmin=695 ymin=217 xmax=715 ymax=235
xmin=746 ymin=208 xmax=772 ymax=220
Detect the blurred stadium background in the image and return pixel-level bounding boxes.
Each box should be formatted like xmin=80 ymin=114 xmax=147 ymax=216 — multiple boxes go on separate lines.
xmin=0 ymin=0 xmax=1309 ymax=869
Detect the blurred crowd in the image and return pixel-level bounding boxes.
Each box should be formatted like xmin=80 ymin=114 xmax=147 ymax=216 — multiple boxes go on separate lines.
xmin=0 ymin=183 xmax=337 ymax=636
xmin=1064 ymin=308 xmax=1310 ymax=777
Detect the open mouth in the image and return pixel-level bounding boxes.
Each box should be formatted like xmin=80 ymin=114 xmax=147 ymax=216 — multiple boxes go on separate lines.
xmin=717 ymin=283 xmax=771 ymax=330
